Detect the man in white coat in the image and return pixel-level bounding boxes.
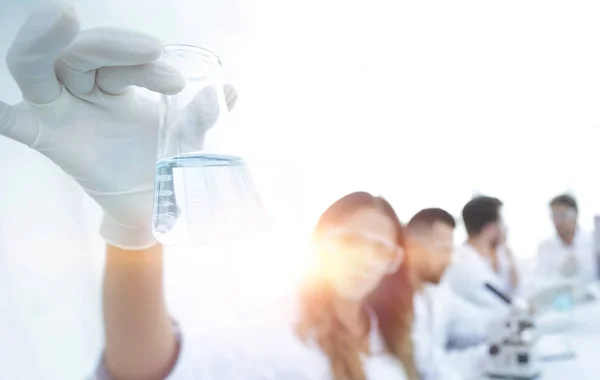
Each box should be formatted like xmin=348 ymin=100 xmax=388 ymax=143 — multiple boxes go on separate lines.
xmin=407 ymin=208 xmax=495 ymax=380
xmin=444 ymin=196 xmax=519 ymax=309
xmin=536 ymin=194 xmax=597 ymax=286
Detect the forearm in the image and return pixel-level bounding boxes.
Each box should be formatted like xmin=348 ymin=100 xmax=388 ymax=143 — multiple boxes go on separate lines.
xmin=103 ymin=243 xmax=176 ymax=380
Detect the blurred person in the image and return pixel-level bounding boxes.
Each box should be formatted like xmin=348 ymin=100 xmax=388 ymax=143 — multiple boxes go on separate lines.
xmin=536 ymin=194 xmax=596 ymax=285
xmin=1 ymin=6 xmax=422 ymax=379
xmin=407 ymin=208 xmax=492 ymax=380
xmin=444 ymin=196 xmax=517 ymax=308
xmin=101 ymin=192 xmax=420 ymax=379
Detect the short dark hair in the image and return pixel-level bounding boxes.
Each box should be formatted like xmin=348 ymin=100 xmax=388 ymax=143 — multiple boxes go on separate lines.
xmin=462 ymin=196 xmax=503 ymax=237
xmin=407 ymin=208 xmax=456 ymax=231
xmin=549 ymin=194 xmax=578 ymax=213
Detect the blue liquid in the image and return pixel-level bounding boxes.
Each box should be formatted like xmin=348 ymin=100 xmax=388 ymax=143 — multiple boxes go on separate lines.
xmin=553 ymin=290 xmax=574 ymax=312
xmin=152 ymin=153 xmax=267 ymax=246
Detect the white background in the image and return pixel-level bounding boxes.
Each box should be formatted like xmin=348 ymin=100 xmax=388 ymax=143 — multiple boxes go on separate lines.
xmin=2 ymin=0 xmax=600 ymax=379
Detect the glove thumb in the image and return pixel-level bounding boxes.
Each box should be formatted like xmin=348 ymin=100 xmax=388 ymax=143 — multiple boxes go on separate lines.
xmin=0 ymin=100 xmax=39 ymax=145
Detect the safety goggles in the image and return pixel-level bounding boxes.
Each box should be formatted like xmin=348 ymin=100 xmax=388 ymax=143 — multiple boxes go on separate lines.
xmin=323 ymin=228 xmax=404 ymax=274
xmin=551 ymin=208 xmax=577 ymax=222
xmin=430 ymin=241 xmax=454 ymax=255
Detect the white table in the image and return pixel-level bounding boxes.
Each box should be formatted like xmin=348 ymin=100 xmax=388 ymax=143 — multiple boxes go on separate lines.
xmin=535 ymin=302 xmax=600 ymax=379
xmin=480 ymin=301 xmax=600 ymax=379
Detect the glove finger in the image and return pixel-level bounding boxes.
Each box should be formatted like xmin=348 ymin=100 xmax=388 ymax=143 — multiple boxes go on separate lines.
xmin=173 ymin=85 xmax=235 ymax=139
xmin=166 ymin=87 xmax=220 ymax=152
xmin=55 ymin=27 xmax=164 ymax=95
xmin=0 ymin=100 xmax=39 ymax=145
xmin=182 ymin=86 xmax=221 ymax=132
xmin=97 ymin=65 xmax=237 ymax=109
xmin=96 ymin=61 xmax=185 ymax=95
xmin=223 ymin=84 xmax=238 ymax=111
xmin=6 ymin=4 xmax=80 ymax=104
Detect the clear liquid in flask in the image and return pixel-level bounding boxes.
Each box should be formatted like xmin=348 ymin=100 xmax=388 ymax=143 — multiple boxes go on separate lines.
xmin=153 ymin=153 xmax=269 ymax=246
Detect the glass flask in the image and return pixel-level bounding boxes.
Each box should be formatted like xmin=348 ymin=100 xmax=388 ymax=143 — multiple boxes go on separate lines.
xmin=152 ymin=44 xmax=268 ymax=246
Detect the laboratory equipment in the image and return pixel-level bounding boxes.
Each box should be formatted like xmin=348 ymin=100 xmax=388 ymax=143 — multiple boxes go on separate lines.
xmin=152 ymin=45 xmax=268 ymax=246
xmin=529 ymin=280 xmax=576 ymax=312
xmin=485 ymin=306 xmax=541 ymax=379
xmin=483 ymin=283 xmax=542 ymax=379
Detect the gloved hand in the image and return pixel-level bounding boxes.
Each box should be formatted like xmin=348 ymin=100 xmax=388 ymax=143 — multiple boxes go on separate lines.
xmin=0 ymin=4 xmax=238 ymax=250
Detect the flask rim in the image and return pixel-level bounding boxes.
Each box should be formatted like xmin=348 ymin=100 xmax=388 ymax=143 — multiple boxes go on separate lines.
xmin=161 ymin=44 xmax=223 ymax=75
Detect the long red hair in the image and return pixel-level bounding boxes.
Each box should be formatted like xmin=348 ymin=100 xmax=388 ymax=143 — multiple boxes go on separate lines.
xmin=295 ymin=192 xmax=418 ymax=380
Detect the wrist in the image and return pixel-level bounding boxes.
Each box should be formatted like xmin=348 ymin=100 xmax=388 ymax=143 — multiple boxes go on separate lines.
xmin=85 ymin=186 xmax=157 ymax=250
xmin=100 ymin=213 xmax=157 ymax=251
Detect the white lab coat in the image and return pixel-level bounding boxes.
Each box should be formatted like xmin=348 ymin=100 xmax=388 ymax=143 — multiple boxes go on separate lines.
xmin=443 ymin=243 xmax=515 ymax=309
xmin=535 ymin=229 xmax=597 ymax=286
xmin=95 ymin=300 xmax=409 ymax=379
xmin=412 ymin=283 xmax=492 ymax=380
xmin=494 ymin=245 xmax=517 ymax=293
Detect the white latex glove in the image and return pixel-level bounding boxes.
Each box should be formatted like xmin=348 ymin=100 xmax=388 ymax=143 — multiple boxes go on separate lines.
xmin=0 ymin=4 xmax=238 ymax=250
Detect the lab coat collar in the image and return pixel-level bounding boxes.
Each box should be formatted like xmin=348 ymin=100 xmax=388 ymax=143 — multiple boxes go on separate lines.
xmin=461 ymin=242 xmax=489 ymax=265
xmin=553 ymin=227 xmax=583 ymax=249
xmin=462 ymin=242 xmax=502 ymax=269
xmin=413 ymin=282 xmax=440 ymax=298
xmin=301 ymin=305 xmax=387 ymax=355
xmin=366 ymin=306 xmax=388 ymax=356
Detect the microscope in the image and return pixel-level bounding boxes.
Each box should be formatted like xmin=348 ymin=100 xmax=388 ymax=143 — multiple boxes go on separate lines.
xmin=484 ymin=284 xmax=541 ymax=379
